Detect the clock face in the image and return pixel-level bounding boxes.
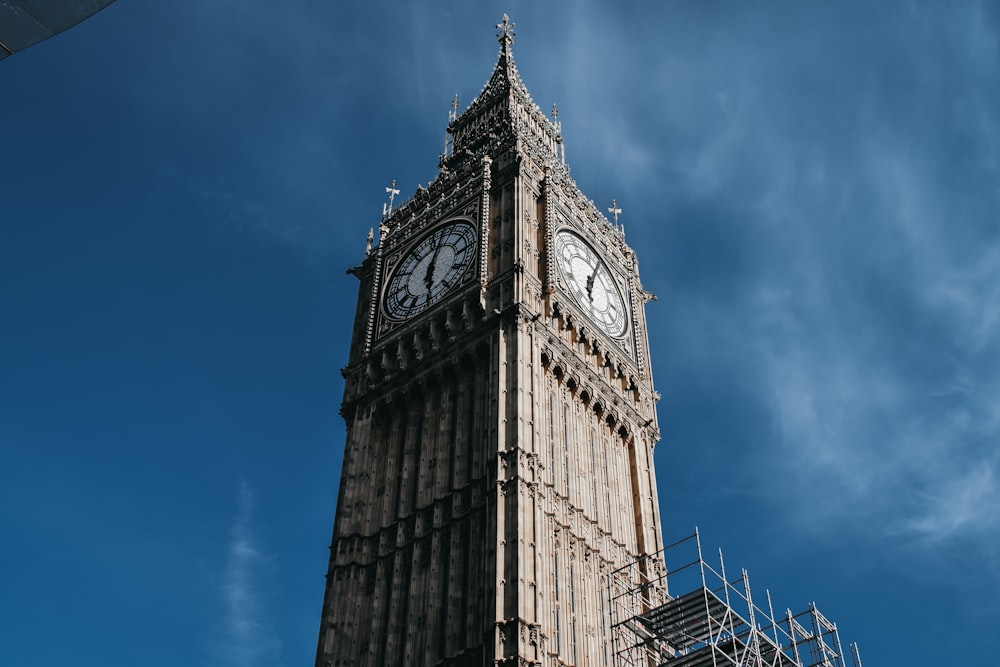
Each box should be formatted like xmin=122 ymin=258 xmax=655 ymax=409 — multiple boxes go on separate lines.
xmin=553 ymin=230 xmax=628 ymax=338
xmin=383 ymin=220 xmax=478 ymax=320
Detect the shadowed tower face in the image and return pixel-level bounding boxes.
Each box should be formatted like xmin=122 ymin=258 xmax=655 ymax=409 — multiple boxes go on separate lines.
xmin=315 ymin=16 xmax=664 ymax=667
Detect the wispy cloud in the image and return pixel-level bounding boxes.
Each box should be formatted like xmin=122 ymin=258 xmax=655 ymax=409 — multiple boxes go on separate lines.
xmin=218 ymin=479 xmax=281 ymax=667
xmin=633 ymin=1 xmax=1000 ymax=563
xmin=905 ymin=459 xmax=1000 ymax=540
xmin=739 ymin=114 xmax=1000 ymax=548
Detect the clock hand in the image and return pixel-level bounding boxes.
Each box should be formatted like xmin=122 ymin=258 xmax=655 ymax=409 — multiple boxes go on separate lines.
xmin=586 ymin=266 xmax=598 ymax=302
xmin=424 ymin=237 xmax=442 ymax=291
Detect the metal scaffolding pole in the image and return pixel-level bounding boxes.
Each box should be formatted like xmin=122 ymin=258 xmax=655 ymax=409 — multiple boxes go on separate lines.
xmin=607 ymin=529 xmax=862 ymax=667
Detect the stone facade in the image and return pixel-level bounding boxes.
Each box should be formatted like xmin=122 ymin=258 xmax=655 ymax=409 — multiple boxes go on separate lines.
xmin=315 ymin=17 xmax=664 ymax=667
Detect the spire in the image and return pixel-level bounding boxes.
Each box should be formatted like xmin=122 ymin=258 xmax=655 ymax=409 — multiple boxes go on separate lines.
xmin=476 ymin=14 xmax=529 ymax=111
xmin=445 ymin=16 xmax=563 ymax=164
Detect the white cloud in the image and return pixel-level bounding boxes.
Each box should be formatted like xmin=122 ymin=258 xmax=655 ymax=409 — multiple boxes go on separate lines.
xmin=905 ymin=461 xmax=1000 ymax=539
xmin=217 ymin=479 xmax=282 ymax=667
xmin=929 ymin=245 xmax=1000 ymax=353
xmin=647 ymin=2 xmax=1000 ymax=556
xmin=737 ymin=120 xmax=1000 ymax=551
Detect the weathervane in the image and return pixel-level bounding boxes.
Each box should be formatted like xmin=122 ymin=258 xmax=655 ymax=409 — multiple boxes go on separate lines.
xmin=444 ymin=94 xmax=460 ymax=156
xmin=608 ymin=199 xmax=622 ymax=226
xmin=382 ymin=179 xmax=400 ymax=218
xmin=552 ymin=103 xmax=566 ymax=164
xmin=496 ymin=14 xmax=515 ymax=45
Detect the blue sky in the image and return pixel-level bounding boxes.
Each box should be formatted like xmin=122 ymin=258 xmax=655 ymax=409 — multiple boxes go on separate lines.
xmin=2 ymin=2 xmax=998 ymax=665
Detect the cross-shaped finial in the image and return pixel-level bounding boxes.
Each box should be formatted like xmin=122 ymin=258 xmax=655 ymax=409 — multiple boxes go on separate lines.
xmin=383 ymin=179 xmax=400 ymax=218
xmin=608 ymin=199 xmax=622 ymax=226
xmin=496 ymin=14 xmax=515 ymax=46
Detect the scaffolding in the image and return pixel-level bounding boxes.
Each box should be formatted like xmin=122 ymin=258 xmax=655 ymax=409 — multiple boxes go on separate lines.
xmin=608 ymin=530 xmax=863 ymax=667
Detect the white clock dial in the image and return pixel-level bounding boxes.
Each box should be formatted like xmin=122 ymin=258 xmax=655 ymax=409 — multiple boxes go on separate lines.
xmin=553 ymin=230 xmax=628 ymax=338
xmin=384 ymin=220 xmax=477 ymax=320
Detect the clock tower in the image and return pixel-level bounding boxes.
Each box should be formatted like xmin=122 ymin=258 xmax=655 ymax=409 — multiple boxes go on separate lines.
xmin=315 ymin=16 xmax=664 ymax=666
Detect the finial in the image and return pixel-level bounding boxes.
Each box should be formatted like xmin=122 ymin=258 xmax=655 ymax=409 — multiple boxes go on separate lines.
xmin=444 ymin=95 xmax=460 ymax=156
xmin=382 ymin=179 xmax=400 ymax=218
xmin=551 ymin=103 xmax=559 ymax=121
xmin=496 ymin=14 xmax=515 ymax=46
xmin=365 ymin=227 xmax=374 ymax=257
xmin=608 ymin=199 xmax=622 ymax=226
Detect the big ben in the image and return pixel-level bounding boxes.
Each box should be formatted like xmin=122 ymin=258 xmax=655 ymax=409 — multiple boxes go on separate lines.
xmin=315 ymin=16 xmax=664 ymax=666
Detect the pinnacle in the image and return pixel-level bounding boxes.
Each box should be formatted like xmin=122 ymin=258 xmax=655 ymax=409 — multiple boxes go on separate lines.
xmin=460 ymin=16 xmax=546 ymax=128
xmin=480 ymin=14 xmax=527 ymax=106
xmin=444 ymin=16 xmax=564 ymax=165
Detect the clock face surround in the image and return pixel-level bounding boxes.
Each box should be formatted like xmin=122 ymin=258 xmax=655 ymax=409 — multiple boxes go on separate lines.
xmin=553 ymin=230 xmax=629 ymax=338
xmin=383 ymin=220 xmax=478 ymax=320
